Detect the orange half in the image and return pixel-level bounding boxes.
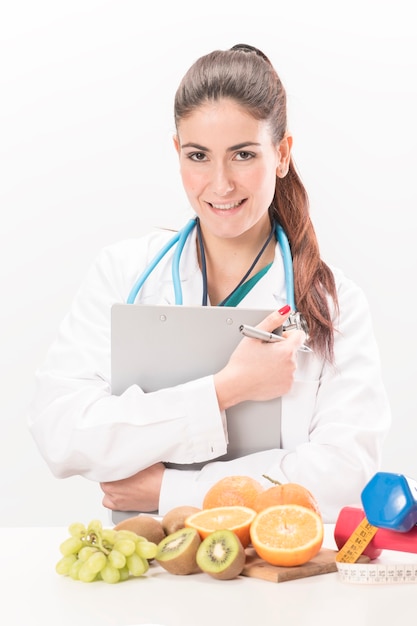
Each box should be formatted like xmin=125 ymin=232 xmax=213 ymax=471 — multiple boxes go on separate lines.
xmin=185 ymin=505 xmax=256 ymax=548
xmin=250 ymin=504 xmax=324 ymax=567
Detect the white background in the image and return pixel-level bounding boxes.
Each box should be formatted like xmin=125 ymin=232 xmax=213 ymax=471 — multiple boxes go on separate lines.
xmin=1 ymin=0 xmax=416 ymax=527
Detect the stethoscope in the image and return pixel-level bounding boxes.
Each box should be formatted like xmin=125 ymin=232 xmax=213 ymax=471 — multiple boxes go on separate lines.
xmin=127 ymin=215 xmax=296 ymax=313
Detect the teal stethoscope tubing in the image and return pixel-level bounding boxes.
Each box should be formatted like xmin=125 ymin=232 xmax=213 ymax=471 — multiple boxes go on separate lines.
xmin=126 ymin=217 xmax=296 ymax=310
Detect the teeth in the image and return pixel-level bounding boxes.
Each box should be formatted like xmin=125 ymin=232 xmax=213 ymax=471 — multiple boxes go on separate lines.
xmin=211 ymin=201 xmax=242 ymax=210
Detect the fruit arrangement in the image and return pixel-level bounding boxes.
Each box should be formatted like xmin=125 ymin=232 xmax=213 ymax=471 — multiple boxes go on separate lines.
xmin=56 ymin=475 xmax=324 ymax=583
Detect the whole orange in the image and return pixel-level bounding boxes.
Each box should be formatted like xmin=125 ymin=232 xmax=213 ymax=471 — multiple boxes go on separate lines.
xmin=202 ymin=475 xmax=264 ymax=510
xmin=252 ymin=475 xmax=321 ymax=516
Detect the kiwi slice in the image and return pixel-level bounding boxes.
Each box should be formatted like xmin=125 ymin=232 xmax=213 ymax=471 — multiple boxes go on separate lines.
xmin=161 ymin=505 xmax=201 ymax=535
xmin=196 ymin=529 xmax=246 ymax=580
xmin=156 ymin=527 xmax=202 ymax=575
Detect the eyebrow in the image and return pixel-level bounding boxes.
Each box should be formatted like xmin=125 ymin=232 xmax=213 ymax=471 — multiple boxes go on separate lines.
xmin=180 ymin=141 xmax=261 ymax=152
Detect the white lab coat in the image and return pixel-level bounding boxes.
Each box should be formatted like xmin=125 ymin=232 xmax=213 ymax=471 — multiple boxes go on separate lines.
xmin=28 ymin=227 xmax=391 ymax=522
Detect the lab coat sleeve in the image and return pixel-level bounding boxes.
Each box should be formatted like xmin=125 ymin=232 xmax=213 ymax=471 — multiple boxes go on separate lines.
xmin=28 ymin=239 xmax=228 ymax=481
xmin=158 ymin=270 xmax=391 ymax=523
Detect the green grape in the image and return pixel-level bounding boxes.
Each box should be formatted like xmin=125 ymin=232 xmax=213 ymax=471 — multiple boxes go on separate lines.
xmin=84 ymin=551 xmax=107 ymax=574
xmin=119 ymin=565 xmax=130 ymax=581
xmin=60 ymin=536 xmax=84 ymax=557
xmin=127 ymin=553 xmax=148 ymax=577
xmin=56 ymin=554 xmax=77 ymax=576
xmin=69 ymin=558 xmax=83 ymax=580
xmin=102 ymin=528 xmax=117 ymax=545
xmin=113 ymin=538 xmax=136 ymax=557
xmin=78 ymin=546 xmax=98 ymax=562
xmin=135 ymin=540 xmax=157 ymax=560
xmin=78 ymin=562 xmax=99 ymax=583
xmin=108 ymin=549 xmax=126 ymax=569
xmin=114 ymin=529 xmax=139 ymax=542
xmin=87 ymin=519 xmax=103 ymax=534
xmin=68 ymin=522 xmax=86 ymax=538
xmin=100 ymin=563 xmax=121 ymax=584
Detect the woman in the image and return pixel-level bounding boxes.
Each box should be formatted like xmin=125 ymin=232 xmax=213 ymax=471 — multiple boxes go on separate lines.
xmin=28 ymin=44 xmax=391 ymax=522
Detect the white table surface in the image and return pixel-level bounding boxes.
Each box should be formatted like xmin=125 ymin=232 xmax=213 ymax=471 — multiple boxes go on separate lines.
xmin=2 ymin=524 xmax=416 ymax=626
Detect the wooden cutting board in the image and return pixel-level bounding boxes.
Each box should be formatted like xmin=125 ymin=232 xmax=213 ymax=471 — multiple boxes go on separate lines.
xmin=241 ymin=548 xmax=338 ymax=583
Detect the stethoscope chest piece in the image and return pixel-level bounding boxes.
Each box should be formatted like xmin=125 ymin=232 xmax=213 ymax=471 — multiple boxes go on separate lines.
xmin=284 ymin=311 xmax=309 ymax=339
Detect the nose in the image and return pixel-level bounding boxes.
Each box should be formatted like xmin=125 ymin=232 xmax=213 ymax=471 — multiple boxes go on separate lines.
xmin=211 ymin=162 xmax=235 ymax=196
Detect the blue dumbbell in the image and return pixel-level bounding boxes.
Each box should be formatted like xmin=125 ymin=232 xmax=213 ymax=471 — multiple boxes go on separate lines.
xmin=361 ymin=472 xmax=417 ymax=532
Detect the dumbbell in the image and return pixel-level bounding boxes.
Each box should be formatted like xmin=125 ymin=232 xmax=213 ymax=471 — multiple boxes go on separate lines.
xmin=334 ymin=472 xmax=417 ymax=560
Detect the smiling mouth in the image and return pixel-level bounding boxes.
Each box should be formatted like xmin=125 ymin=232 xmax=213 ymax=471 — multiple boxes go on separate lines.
xmin=209 ymin=200 xmax=245 ymax=210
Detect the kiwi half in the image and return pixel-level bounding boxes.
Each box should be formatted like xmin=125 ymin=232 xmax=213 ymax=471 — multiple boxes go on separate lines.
xmin=196 ymin=529 xmax=246 ymax=580
xmin=156 ymin=527 xmax=202 ymax=575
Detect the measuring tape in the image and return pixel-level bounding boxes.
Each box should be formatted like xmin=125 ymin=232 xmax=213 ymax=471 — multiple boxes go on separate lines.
xmin=335 ymin=517 xmax=378 ymax=563
xmin=334 ymin=474 xmax=417 ymax=584
xmin=337 ymin=560 xmax=417 ymax=584
xmin=335 ymin=515 xmax=417 ymax=584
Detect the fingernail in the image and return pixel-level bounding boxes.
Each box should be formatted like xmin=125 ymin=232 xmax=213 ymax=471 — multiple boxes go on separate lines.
xmin=278 ymin=304 xmax=291 ymax=315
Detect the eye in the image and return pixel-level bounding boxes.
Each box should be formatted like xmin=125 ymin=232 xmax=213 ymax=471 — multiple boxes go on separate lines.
xmin=235 ymin=151 xmax=255 ymax=161
xmin=188 ymin=152 xmax=207 ymax=162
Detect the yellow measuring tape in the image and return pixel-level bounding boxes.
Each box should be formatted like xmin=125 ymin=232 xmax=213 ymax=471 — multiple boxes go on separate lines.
xmin=335 ymin=517 xmax=378 ymax=563
xmin=335 ymin=517 xmax=417 ymax=584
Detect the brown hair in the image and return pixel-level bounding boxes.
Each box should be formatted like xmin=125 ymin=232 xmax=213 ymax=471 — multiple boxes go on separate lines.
xmin=174 ymin=44 xmax=338 ymax=361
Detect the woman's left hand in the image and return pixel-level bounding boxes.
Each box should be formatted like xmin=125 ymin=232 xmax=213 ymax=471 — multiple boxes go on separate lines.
xmin=100 ymin=462 xmax=165 ymax=512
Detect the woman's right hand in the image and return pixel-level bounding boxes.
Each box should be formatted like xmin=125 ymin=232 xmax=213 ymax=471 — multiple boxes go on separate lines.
xmin=214 ymin=307 xmax=306 ymax=410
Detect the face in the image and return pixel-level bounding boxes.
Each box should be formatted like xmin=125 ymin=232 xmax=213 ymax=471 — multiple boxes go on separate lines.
xmin=173 ymin=99 xmax=291 ymax=242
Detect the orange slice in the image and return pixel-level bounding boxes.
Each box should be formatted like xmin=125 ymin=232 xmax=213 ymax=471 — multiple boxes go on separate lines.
xmin=185 ymin=505 xmax=256 ymax=548
xmin=250 ymin=504 xmax=324 ymax=567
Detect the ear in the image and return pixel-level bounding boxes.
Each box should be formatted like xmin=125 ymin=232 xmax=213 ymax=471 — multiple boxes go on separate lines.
xmin=173 ymin=134 xmax=180 ymax=155
xmin=276 ymin=133 xmax=293 ymax=178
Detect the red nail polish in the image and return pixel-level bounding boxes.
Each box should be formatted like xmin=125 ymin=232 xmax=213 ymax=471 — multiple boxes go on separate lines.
xmin=278 ymin=304 xmax=291 ymax=315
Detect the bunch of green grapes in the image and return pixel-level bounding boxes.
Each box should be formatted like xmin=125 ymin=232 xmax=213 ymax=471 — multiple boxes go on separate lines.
xmin=56 ymin=519 xmax=158 ymax=583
